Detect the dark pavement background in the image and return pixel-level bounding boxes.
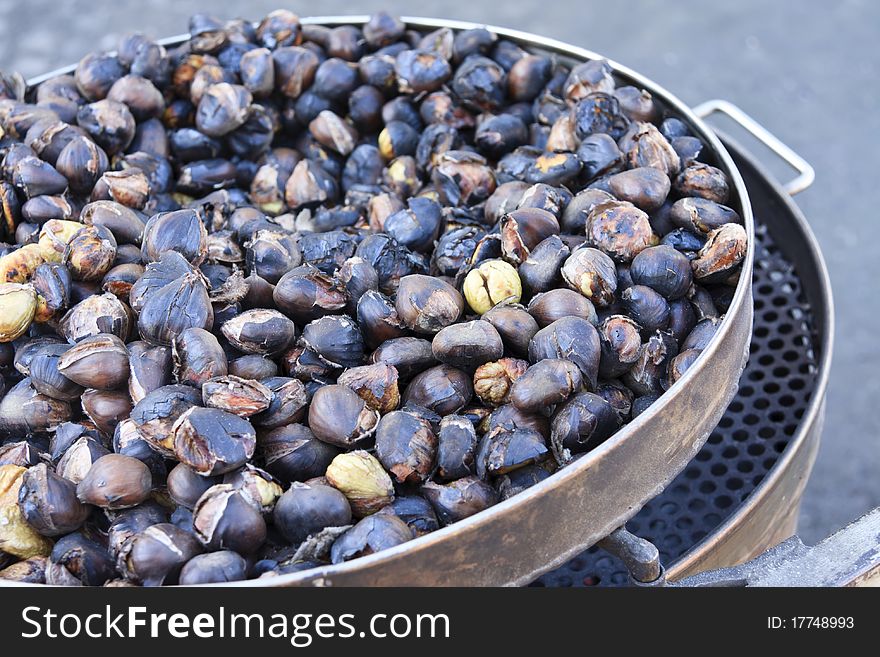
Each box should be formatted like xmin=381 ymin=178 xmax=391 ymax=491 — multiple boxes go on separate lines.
xmin=0 ymin=0 xmax=876 ymax=545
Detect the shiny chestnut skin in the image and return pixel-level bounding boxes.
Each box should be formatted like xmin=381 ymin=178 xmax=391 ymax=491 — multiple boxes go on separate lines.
xmin=375 ymin=410 xmax=437 ymax=484
xmin=330 ymin=514 xmax=413 ymax=564
xmin=551 ymin=391 xmax=620 ymax=457
xmin=509 ymin=359 xmax=583 ymax=413
xmin=369 ymin=337 xmax=436 ymax=383
xmin=421 ymin=476 xmax=498 ymax=525
xmin=76 ymin=454 xmax=152 ymax=510
xmin=308 ymin=384 xmax=379 ymax=448
xmin=431 ymin=320 xmax=504 ymax=371
xmin=259 ymin=423 xmax=340 ymax=483
xmin=630 ymin=245 xmax=693 ymax=299
xmin=273 ymin=482 xmax=352 ymax=544
xmin=179 ymin=551 xmax=248 ymax=585
xmin=529 ymin=316 xmax=601 ymax=390
xmin=395 ymin=274 xmax=463 ymax=335
xmin=482 ymin=304 xmax=539 ymax=357
xmin=528 ymin=288 xmax=598 ymax=328
xmin=402 ymin=364 xmax=473 ymax=416
xmin=118 ymin=523 xmax=202 ymax=586
xmin=621 ymin=285 xmax=671 ymax=333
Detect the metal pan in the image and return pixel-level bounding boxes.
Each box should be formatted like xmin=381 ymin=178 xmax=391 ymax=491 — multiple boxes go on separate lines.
xmin=21 ymin=16 xmax=767 ymax=586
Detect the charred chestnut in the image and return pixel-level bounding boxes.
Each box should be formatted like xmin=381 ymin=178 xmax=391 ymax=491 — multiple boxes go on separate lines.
xmin=300 ymin=315 xmax=364 ymax=368
xmin=179 ymin=550 xmax=248 ymax=585
xmin=375 ymin=410 xmax=437 ymax=484
xmin=309 ymin=384 xmax=379 ymax=448
xmin=18 ymin=463 xmax=90 ymax=536
xmin=586 ymin=200 xmax=657 ymax=262
xmin=330 ymin=513 xmax=412 ymax=563
xmin=509 ymin=358 xmax=583 ymax=412
xmin=669 ymin=197 xmax=741 ymax=235
xmin=379 ymin=495 xmax=439 ymax=536
xmin=674 ymin=163 xmax=729 ymax=203
xmin=260 ymin=423 xmax=340 ymax=483
xmin=630 ymin=245 xmax=693 ymax=300
xmin=192 ymin=484 xmax=267 ymax=553
xmin=691 ymin=223 xmax=748 ymax=283
xmin=598 ymin=315 xmax=643 ymax=378
xmin=551 ymin=391 xmax=620 ymax=458
xmin=337 ymin=363 xmax=400 ymax=414
xmin=172 ymin=406 xmax=256 ymax=476
xmin=222 ymin=309 xmax=296 ymax=356
xmin=202 ymin=375 xmax=272 ymax=417
xmin=119 ymin=522 xmax=203 ymax=586
xmin=403 ymin=364 xmax=473 ymax=416
xmin=432 ymin=320 xmax=504 ymax=370
xmin=528 ymin=316 xmax=601 ymax=389
xmin=422 ymin=476 xmax=498 ymax=525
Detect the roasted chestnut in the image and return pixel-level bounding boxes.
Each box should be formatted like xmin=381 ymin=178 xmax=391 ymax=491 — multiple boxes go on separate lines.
xmin=421 ymin=476 xmax=498 ymax=525
xmin=308 ymin=384 xmax=379 ymax=448
xmin=462 ymin=259 xmax=522 ymax=315
xmin=18 ymin=463 xmax=90 ymax=536
xmin=396 ymin=274 xmax=463 ymax=334
xmin=375 ymin=410 xmax=437 ymax=484
xmin=560 ymin=246 xmax=617 ymax=307
xmin=482 ymin=304 xmax=539 ymax=357
xmin=273 ymin=482 xmax=352 ymax=545
xmin=586 ymin=200 xmax=657 ymax=262
xmin=621 ymin=285 xmax=671 ymax=333
xmin=403 ymin=364 xmax=473 ymax=415
xmin=528 ymin=316 xmax=601 ymax=389
xmin=691 ymin=223 xmax=748 ymax=283
xmin=118 ymin=522 xmax=203 ymax=586
xmin=222 ymin=309 xmax=296 ymax=356
xmin=378 ymin=495 xmax=439 ymax=536
xmin=76 ymin=454 xmax=152 ymax=510
xmin=509 ymin=359 xmax=583 ymax=412
xmin=172 ymin=406 xmax=256 ymax=476
xmin=527 ymin=288 xmax=598 ymax=327
xmin=431 ymin=319 xmax=504 ymax=370
xmin=330 ymin=514 xmax=412 ymax=563
xmin=57 ymin=333 xmax=129 ymax=390
xmin=369 ymin=337 xmax=436 ymax=383
xmin=300 ymin=315 xmax=364 ymax=368
xmin=337 ymin=363 xmax=400 ymax=414
xmin=179 ymin=550 xmax=248 ymax=585
xmin=629 ymin=244 xmax=693 ymax=300
xmin=259 ymin=423 xmax=340 ymax=483
xmin=551 ymin=391 xmax=620 ymax=458
xmin=192 ymin=484 xmax=267 ymax=553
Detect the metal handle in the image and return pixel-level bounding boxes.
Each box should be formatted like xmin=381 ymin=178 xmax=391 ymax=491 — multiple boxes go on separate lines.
xmin=597 ymin=526 xmax=665 ymax=585
xmin=692 ymin=99 xmax=815 ymax=196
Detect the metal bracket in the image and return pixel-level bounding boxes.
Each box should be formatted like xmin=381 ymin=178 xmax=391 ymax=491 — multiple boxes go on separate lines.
xmin=597 ymin=527 xmax=665 ymax=586
xmin=692 ymin=99 xmax=815 ymax=196
xmin=673 ymin=508 xmax=880 ymax=587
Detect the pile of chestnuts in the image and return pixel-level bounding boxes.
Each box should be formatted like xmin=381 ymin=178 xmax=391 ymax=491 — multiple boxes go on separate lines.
xmin=0 ymin=11 xmax=747 ymax=586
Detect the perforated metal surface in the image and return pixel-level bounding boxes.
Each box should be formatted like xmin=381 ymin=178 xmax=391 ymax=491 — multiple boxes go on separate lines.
xmin=534 ymin=220 xmax=820 ymax=587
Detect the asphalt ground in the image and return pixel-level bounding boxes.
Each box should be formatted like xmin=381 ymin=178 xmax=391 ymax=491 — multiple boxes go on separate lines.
xmin=0 ymin=0 xmax=876 ymax=546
